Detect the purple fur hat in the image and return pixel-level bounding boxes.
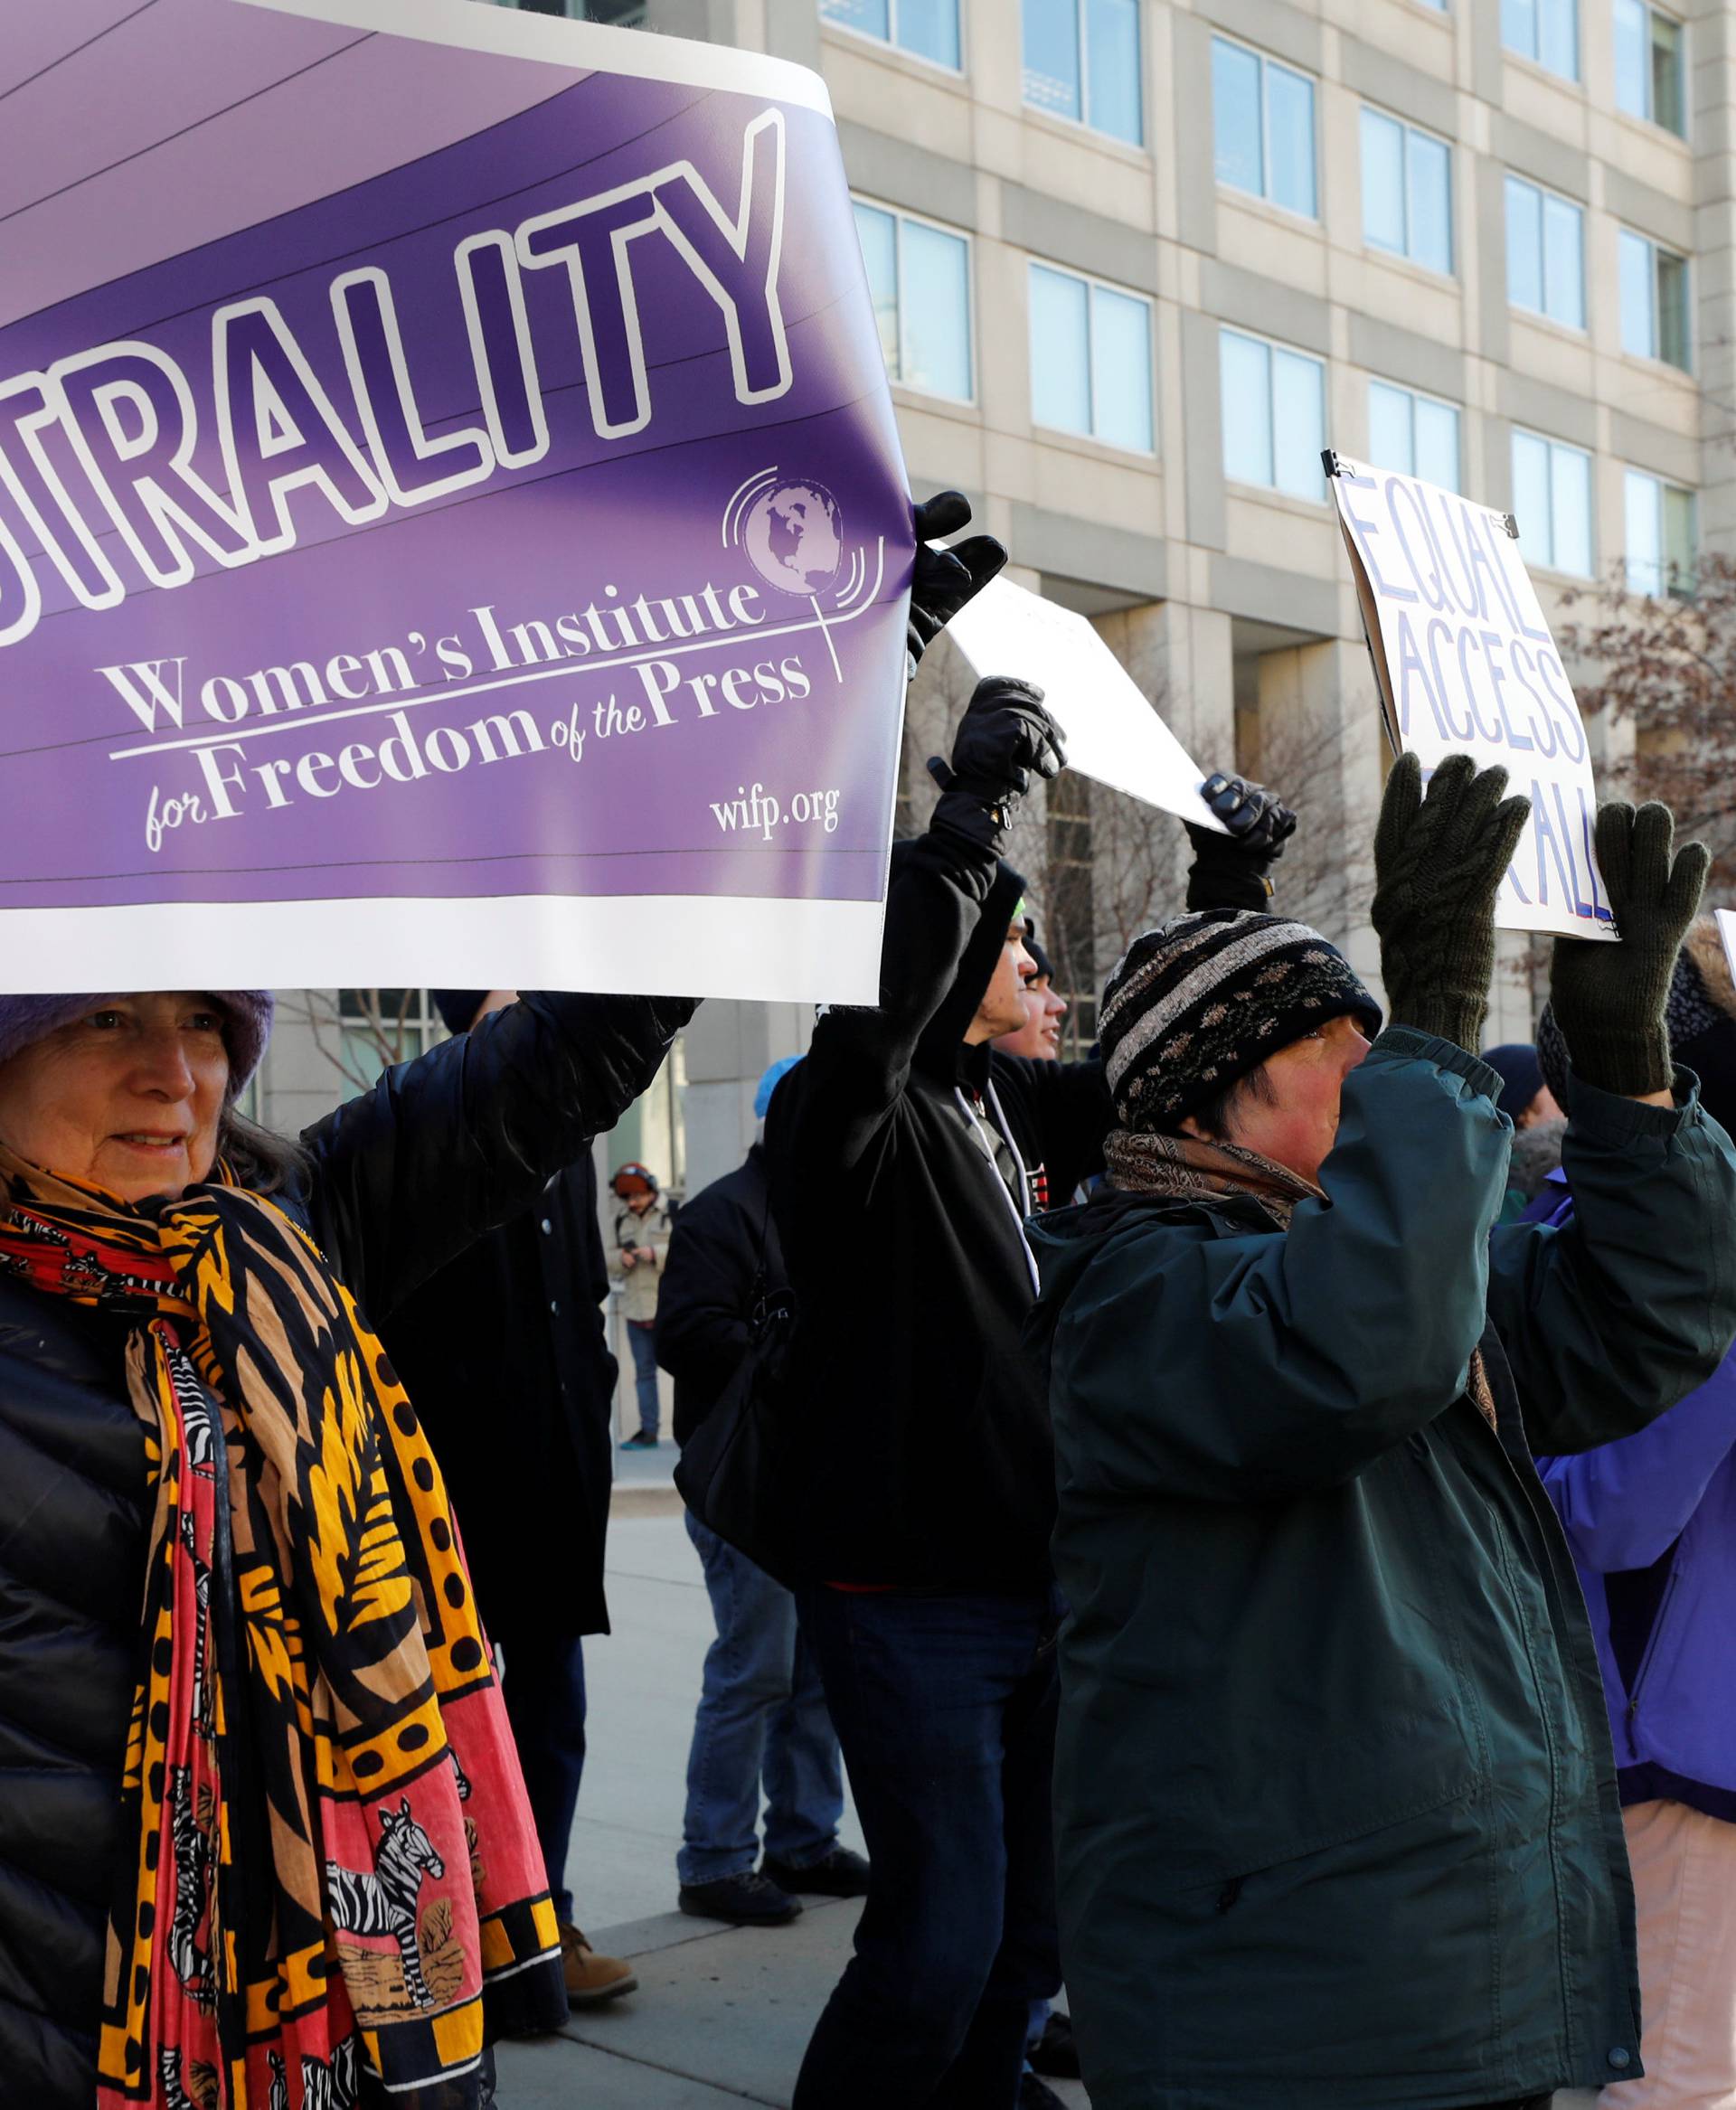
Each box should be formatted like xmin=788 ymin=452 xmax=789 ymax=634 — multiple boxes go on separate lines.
xmin=0 ymin=992 xmax=274 ymax=1095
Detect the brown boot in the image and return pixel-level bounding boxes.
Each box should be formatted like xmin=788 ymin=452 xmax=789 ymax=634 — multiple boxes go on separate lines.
xmin=560 ymin=1923 xmax=638 ymax=2005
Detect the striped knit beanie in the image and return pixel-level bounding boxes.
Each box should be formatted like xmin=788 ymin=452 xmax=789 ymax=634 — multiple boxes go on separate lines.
xmin=1099 ymin=909 xmax=1382 ymax=1130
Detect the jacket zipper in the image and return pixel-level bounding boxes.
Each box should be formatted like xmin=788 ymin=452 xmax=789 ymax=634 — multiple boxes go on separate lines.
xmin=1624 ymin=1568 xmax=1682 ymax=1723
xmin=953 ymin=1082 xmax=1041 ymax=1296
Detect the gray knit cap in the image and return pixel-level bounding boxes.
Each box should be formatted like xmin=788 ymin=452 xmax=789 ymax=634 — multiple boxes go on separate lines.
xmin=1099 ymin=909 xmax=1382 ymax=1130
xmin=0 ymin=992 xmax=274 ymax=1094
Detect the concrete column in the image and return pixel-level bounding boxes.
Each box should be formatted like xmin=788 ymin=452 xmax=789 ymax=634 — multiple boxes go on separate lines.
xmin=1252 ymin=637 xmax=1384 ymax=994
xmin=1693 ymin=2 xmax=1736 ymax=553
xmin=680 ymin=997 xmax=810 ymax=1198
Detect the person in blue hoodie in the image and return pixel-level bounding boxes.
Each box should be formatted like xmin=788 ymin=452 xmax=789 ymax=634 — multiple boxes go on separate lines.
xmin=1536 ymin=914 xmax=1736 ymax=2109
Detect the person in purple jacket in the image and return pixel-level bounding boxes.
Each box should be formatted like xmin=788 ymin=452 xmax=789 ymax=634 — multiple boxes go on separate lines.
xmin=1536 ymin=913 xmax=1736 ymax=2109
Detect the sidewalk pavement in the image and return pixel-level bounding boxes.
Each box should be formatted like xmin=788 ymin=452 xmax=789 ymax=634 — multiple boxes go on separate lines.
xmin=493 ymin=1507 xmax=1089 ymax=2106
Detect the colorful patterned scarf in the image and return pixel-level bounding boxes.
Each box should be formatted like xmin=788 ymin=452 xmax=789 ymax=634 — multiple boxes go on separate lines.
xmin=0 ymin=1147 xmax=564 ymax=2110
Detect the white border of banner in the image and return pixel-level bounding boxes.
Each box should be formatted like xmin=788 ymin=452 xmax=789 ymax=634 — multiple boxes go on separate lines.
xmin=234 ymin=0 xmax=836 ymax=117
xmin=0 ymin=896 xmax=882 ymax=1003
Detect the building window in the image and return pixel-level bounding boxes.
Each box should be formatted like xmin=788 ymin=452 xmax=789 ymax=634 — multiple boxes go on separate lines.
xmin=1029 ymin=264 xmax=1154 ymax=452
xmin=820 ymin=0 xmax=961 ymax=70
xmin=1503 ymin=0 xmax=1579 ymax=78
xmin=854 ymin=200 xmax=973 ymax=400
xmin=1505 ymin=176 xmax=1585 ymax=329
xmin=1614 ymin=0 xmax=1684 ymax=134
xmin=1619 ymin=230 xmax=1691 ymax=369
xmin=1023 ymin=0 xmax=1143 ymax=146
xmin=1361 ymin=108 xmax=1453 ymax=275
xmin=336 ymin=990 xmax=447 ymax=1087
xmin=1212 ymin=38 xmax=1317 ymax=218
xmin=1624 ymin=469 xmax=1695 ymax=598
xmin=1220 ymin=328 xmax=1326 ymax=501
xmin=1510 ymin=429 xmax=1593 ymax=577
xmin=1368 ymin=380 xmax=1461 ymax=491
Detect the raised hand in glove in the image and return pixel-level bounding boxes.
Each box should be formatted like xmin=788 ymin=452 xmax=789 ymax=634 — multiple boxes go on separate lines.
xmin=1372 ymin=751 xmax=1531 ymax=1053
xmin=1547 ymin=801 xmax=1708 ymax=1099
xmin=909 ymin=492 xmax=1007 ymax=666
xmin=1185 ymin=772 xmax=1298 ymax=911
xmin=927 ymin=675 xmax=1066 ymax=849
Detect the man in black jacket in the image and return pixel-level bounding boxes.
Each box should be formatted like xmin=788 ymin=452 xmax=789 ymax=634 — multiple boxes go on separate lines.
xmin=382 ymin=989 xmax=637 ymax=2009
xmin=656 ymin=1058 xmax=867 ymax=1928
xmin=765 ymin=680 xmax=1292 ymax=2108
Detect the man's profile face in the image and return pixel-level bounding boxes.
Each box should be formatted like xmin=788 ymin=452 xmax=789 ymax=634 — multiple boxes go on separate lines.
xmin=970 ymin=922 xmax=1037 ymax=1044
xmin=995 ymin=975 xmax=1068 ymax=1060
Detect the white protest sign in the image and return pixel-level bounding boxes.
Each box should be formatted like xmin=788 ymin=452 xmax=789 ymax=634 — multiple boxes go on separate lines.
xmin=942 ymin=576 xmax=1226 ymax=831
xmin=1328 ymin=452 xmax=1616 ymax=942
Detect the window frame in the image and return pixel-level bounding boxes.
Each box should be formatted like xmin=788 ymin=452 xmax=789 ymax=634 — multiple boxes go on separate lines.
xmin=852 ymin=193 xmax=977 ymax=405
xmin=1618 ymin=228 xmax=1692 ymax=371
xmin=1360 ymin=106 xmax=1456 ymax=278
xmin=1509 ymin=426 xmax=1595 ymax=579
xmin=1021 ymin=0 xmax=1146 ymax=149
xmin=1219 ymin=325 xmax=1329 ymax=504
xmin=1367 ymin=377 xmax=1463 ymax=491
xmin=1504 ymin=173 xmax=1587 ymax=331
xmin=818 ymin=0 xmax=965 ymax=75
xmin=1614 ymin=0 xmax=1686 ymax=136
xmin=1502 ymin=0 xmax=1580 ymax=80
xmin=1623 ymin=466 xmax=1697 ymax=600
xmin=1026 ymin=259 xmax=1156 ymax=455
xmin=1211 ymin=33 xmax=1319 ymax=221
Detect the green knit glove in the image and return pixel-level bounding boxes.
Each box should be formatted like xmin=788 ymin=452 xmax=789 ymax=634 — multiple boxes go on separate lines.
xmin=1372 ymin=752 xmax=1532 ymax=1053
xmin=1549 ymin=801 xmax=1709 ymax=1097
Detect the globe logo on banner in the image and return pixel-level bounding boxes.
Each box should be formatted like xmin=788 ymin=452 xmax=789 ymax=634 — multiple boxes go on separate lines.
xmin=740 ymin=477 xmax=844 ymax=596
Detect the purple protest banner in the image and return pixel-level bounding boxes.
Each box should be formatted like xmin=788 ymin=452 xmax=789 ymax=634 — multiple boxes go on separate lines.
xmin=0 ymin=0 xmax=913 ymax=1001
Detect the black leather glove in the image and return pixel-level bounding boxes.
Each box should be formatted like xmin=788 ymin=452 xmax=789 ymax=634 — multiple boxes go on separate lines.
xmin=1549 ymin=801 xmax=1708 ymax=1097
xmin=927 ymin=676 xmax=1066 ymax=849
xmin=1184 ymin=771 xmax=1298 ymax=911
xmin=909 ymin=492 xmax=1007 ymax=666
xmin=1372 ymin=752 xmax=1531 ymax=1053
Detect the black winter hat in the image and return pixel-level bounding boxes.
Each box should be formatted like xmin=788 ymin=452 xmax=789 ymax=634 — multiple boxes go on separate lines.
xmin=432 ymin=989 xmax=487 ymax=1036
xmin=1481 ymin=1043 xmax=1546 ymax=1117
xmin=1099 ymin=908 xmax=1382 ymax=1131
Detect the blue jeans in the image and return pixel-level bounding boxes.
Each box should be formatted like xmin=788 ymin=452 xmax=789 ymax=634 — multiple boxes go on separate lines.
xmin=497 ymin=1630 xmax=587 ymax=1926
xmin=627 ymin=1320 xmax=660 ymax=1436
xmin=791 ymin=1586 xmax=1062 ymax=2110
xmin=679 ymin=1512 xmax=844 ymax=1885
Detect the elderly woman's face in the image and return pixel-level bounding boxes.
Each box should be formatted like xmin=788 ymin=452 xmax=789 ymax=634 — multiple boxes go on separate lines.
xmin=0 ymin=993 xmax=231 ymax=1202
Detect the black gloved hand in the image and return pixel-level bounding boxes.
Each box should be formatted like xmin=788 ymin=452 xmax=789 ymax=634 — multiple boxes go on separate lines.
xmin=909 ymin=492 xmax=1007 ymax=666
xmin=1549 ymin=801 xmax=1708 ymax=1097
xmin=927 ymin=676 xmax=1065 ymax=849
xmin=1372 ymin=751 xmax=1532 ymax=1053
xmin=1184 ymin=771 xmax=1298 ymax=911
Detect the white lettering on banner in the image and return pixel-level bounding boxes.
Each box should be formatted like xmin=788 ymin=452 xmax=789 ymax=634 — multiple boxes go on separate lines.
xmin=1328 ymin=452 xmax=1617 ymax=944
xmin=0 ymin=110 xmax=791 ymax=651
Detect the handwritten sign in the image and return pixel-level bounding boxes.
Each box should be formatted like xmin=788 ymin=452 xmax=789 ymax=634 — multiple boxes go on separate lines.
xmin=1328 ymin=452 xmax=1615 ymax=942
xmin=943 ymin=577 xmax=1224 ymax=832
xmin=0 ymin=0 xmax=913 ymax=1002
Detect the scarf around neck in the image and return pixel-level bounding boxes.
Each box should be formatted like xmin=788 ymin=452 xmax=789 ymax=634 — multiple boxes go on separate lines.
xmin=1102 ymin=1127 xmax=1324 ymax=1228
xmin=0 ymin=1147 xmax=562 ymax=2110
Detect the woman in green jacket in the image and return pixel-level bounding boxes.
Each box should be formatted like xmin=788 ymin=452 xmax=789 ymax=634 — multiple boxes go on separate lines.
xmin=1028 ymin=758 xmax=1736 ymax=2110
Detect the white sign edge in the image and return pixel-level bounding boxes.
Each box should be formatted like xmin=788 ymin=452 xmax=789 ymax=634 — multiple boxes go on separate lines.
xmin=231 ymin=0 xmax=838 ymax=118
xmin=0 ymin=894 xmax=883 ymax=1005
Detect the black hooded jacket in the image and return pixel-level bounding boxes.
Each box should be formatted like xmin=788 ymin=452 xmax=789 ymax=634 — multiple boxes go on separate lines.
xmin=764 ymin=815 xmax=1111 ymax=1587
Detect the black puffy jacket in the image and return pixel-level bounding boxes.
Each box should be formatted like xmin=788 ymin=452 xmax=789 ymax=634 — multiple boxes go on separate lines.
xmin=0 ymin=991 xmax=690 ymax=2107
